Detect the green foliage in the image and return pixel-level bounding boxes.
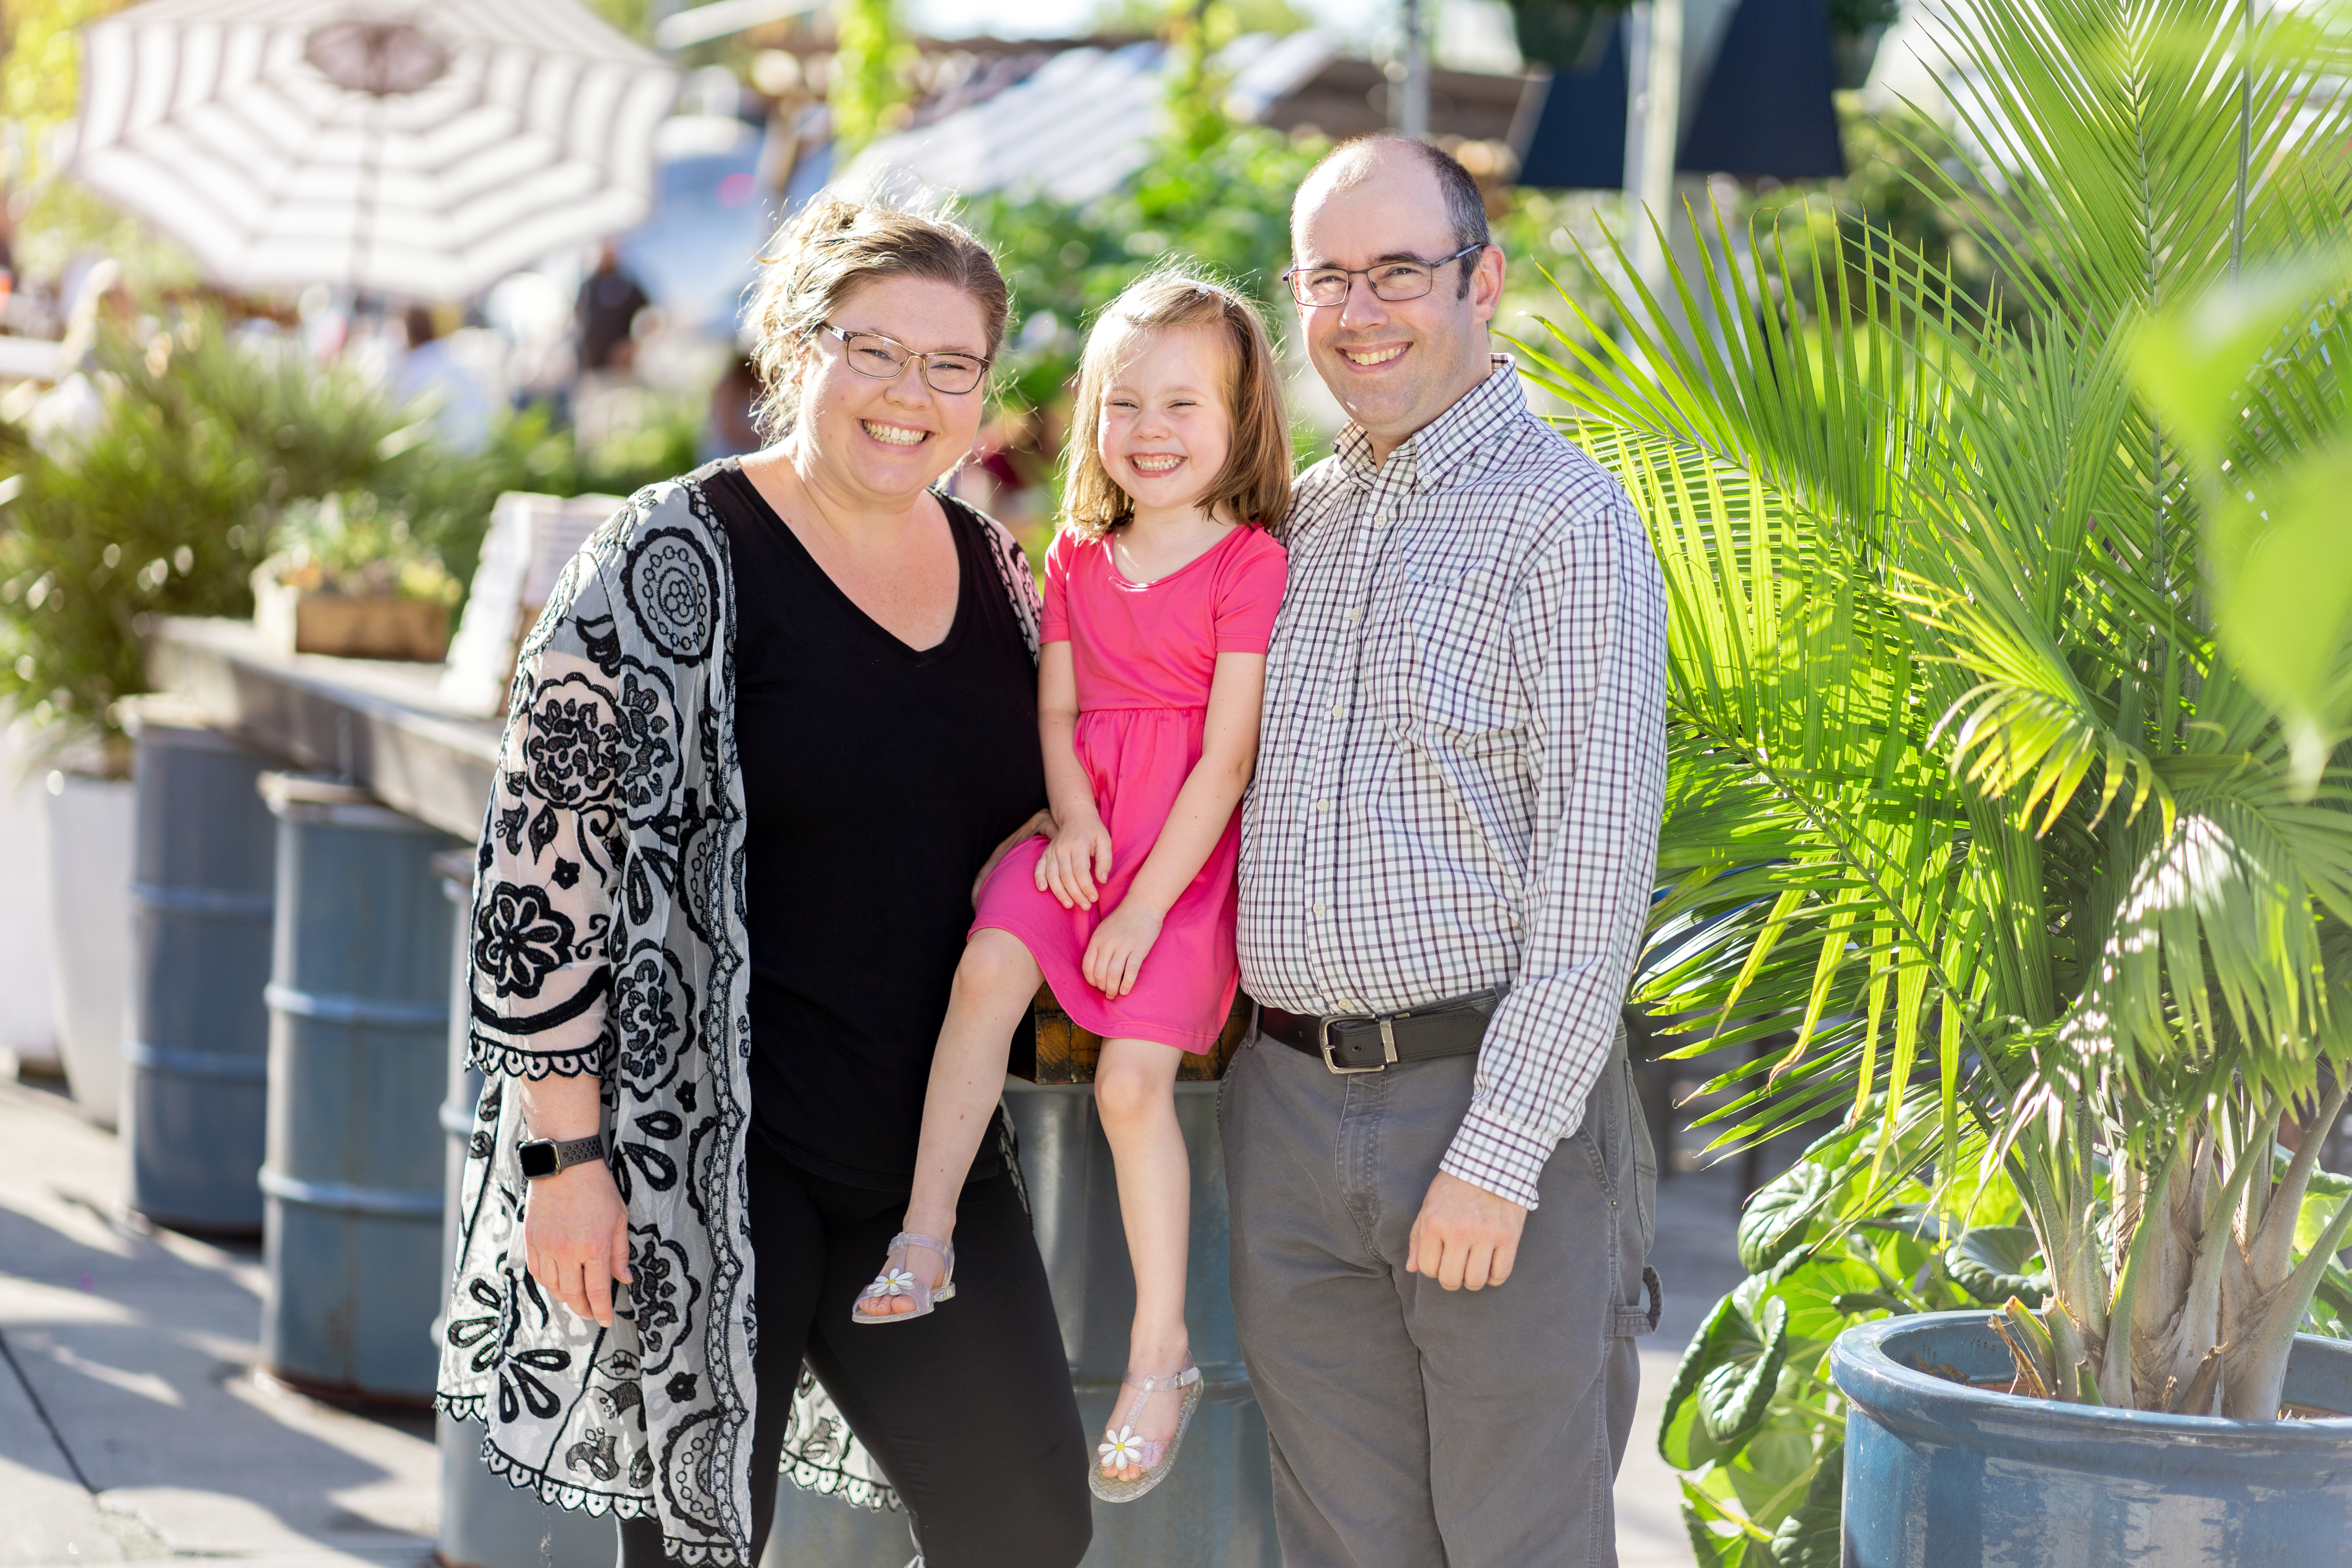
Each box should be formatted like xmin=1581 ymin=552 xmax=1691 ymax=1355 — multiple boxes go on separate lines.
xmin=1944 ymin=1226 xmax=2048 ymax=1307
xmin=1666 ymin=1122 xmax=1992 ymax=1563
xmin=0 ymin=315 xmax=694 ymax=766
xmin=0 ymin=319 xmax=412 ymax=765
xmin=2131 ymin=258 xmax=2352 ymax=797
xmin=1738 ymin=1161 xmax=1830 ymax=1273
xmin=1518 ymin=0 xmax=2352 ymax=1422
xmin=832 ymin=0 xmax=914 ymax=156
xmin=269 ymin=492 xmax=460 ymax=604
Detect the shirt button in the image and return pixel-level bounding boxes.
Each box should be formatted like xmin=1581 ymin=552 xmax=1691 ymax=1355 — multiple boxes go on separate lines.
xmin=1345 ymin=607 xmax=1362 ymax=624
xmin=1312 ymin=901 xmax=1328 ymax=916
xmin=1374 ymin=511 xmax=1391 ymax=527
xmin=1329 ymin=704 xmax=1345 ymax=720
xmin=1315 ymin=799 xmax=1332 ymax=813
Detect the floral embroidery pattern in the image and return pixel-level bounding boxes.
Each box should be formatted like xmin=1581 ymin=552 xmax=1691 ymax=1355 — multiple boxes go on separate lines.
xmin=438 ymin=478 xmax=1040 ymax=1564
xmin=525 ymin=672 xmax=622 ymax=806
xmin=474 ymin=883 xmax=577 ymax=998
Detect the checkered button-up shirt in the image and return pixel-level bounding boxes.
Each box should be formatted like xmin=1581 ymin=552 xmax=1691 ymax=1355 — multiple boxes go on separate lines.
xmin=1238 ymin=357 xmax=1668 ymax=1210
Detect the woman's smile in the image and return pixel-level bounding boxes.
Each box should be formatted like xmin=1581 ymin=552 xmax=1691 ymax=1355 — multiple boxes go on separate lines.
xmin=861 ymin=418 xmax=930 ymax=448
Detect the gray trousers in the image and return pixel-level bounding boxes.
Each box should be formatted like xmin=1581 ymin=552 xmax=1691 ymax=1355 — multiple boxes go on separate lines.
xmin=1222 ymin=1020 xmax=1660 ymax=1568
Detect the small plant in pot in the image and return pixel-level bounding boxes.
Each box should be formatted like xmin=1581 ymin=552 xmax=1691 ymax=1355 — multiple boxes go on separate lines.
xmin=1512 ymin=0 xmax=2352 ymax=1558
xmin=252 ymin=492 xmax=461 ymax=663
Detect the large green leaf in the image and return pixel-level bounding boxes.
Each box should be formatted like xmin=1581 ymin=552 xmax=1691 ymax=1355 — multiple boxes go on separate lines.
xmin=1945 ymin=1226 xmax=2050 ymax=1308
xmin=1699 ymin=1297 xmax=1792 ymax=1448
xmin=1662 ymin=1294 xmax=1749 ymax=1468
xmin=1768 ymin=1443 xmax=1844 ymax=1568
xmin=1740 ymin=1163 xmax=1833 ymax=1273
xmin=1662 ymin=1292 xmax=1791 ymax=1467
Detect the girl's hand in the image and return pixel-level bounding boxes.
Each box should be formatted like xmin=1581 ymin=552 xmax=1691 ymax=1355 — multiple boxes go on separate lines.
xmin=522 ymin=1158 xmax=632 ymax=1328
xmin=1038 ymin=812 xmax=1114 ymax=909
xmin=974 ymin=808 xmax=1055 ymax=906
xmin=1083 ymin=898 xmax=1164 ymax=997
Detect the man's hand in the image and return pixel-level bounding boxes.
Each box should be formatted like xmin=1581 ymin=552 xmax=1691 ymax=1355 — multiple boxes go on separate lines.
xmin=523 ymin=1158 xmax=632 ymax=1327
xmin=1405 ymin=1170 xmax=1527 ymax=1291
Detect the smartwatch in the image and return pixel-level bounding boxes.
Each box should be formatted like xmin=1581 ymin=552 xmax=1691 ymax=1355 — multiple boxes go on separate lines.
xmin=519 ymin=1133 xmax=607 ymax=1180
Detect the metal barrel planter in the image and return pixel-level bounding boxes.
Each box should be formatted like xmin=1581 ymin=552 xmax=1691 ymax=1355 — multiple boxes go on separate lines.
xmin=257 ymin=773 xmax=456 ymax=1402
xmin=765 ymin=997 xmax=1276 ymax=1568
xmin=431 ymin=847 xmax=618 ymax=1568
xmin=1007 ymin=1077 xmax=1278 ymax=1568
xmin=118 ymin=699 xmax=277 ymax=1234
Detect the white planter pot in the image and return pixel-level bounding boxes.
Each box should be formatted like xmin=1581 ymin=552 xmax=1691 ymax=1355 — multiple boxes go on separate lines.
xmin=45 ymin=770 xmax=134 ymax=1126
xmin=0 ymin=726 xmax=60 ymax=1071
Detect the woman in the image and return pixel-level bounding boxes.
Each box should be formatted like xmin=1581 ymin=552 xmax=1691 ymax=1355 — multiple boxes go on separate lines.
xmin=436 ymin=196 xmax=1094 ymax=1568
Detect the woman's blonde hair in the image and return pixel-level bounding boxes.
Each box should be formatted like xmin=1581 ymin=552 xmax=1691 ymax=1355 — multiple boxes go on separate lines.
xmin=1061 ymin=269 xmax=1292 ymax=540
xmin=746 ymin=194 xmax=1010 ymax=439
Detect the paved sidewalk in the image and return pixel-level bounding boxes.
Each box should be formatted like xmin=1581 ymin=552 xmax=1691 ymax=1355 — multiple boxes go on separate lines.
xmin=2 ymin=1071 xmax=1741 ymax=1568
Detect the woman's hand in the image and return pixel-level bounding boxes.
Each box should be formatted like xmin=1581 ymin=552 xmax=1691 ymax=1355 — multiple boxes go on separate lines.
xmin=1038 ymin=811 xmax=1114 ymax=909
xmin=522 ymin=1159 xmax=633 ymax=1328
xmin=1082 ymin=898 xmax=1164 ymax=998
xmin=973 ymin=808 xmax=1055 ymax=906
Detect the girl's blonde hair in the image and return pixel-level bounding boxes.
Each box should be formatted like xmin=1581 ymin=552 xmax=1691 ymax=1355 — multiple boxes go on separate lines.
xmin=746 ymin=194 xmax=1010 ymax=439
xmin=1062 ymin=269 xmax=1291 ymax=541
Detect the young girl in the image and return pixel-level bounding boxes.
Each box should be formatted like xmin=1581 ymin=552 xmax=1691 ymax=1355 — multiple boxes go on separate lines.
xmin=852 ymin=269 xmax=1290 ymax=1502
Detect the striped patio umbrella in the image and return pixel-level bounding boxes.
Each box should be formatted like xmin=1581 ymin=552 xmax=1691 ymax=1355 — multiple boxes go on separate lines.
xmin=71 ymin=0 xmax=680 ymax=300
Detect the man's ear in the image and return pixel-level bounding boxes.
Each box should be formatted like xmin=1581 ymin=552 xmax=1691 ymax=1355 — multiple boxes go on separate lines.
xmin=1468 ymin=244 xmax=1506 ymax=327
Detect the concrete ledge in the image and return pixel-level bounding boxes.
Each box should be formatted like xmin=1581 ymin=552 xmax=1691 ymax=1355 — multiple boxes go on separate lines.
xmin=146 ymin=617 xmax=497 ymax=841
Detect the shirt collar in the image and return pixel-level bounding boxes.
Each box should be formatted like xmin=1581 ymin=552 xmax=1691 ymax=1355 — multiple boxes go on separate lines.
xmin=1333 ymin=354 xmax=1528 ymax=493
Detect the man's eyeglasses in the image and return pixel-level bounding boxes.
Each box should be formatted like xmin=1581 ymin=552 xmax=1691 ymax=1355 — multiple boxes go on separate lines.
xmin=819 ymin=323 xmax=989 ymax=395
xmin=1282 ymin=243 xmax=1487 ymax=309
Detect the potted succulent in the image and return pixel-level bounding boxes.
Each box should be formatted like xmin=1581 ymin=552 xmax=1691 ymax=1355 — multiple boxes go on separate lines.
xmin=252 ymin=492 xmax=462 ymax=662
xmin=0 ymin=312 xmax=457 ymax=1120
xmin=1514 ymin=0 xmax=2352 ymax=1558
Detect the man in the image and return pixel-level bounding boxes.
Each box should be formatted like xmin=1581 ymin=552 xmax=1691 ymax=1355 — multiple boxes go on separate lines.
xmin=1227 ymin=136 xmax=1667 ymax=1568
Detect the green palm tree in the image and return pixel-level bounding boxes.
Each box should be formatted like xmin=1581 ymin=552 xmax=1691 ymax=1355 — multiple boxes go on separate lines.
xmin=1516 ymin=0 xmax=2352 ymax=1421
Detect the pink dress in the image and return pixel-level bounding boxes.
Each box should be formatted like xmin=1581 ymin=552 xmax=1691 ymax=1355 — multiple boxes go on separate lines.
xmin=972 ymin=524 xmax=1288 ymax=1052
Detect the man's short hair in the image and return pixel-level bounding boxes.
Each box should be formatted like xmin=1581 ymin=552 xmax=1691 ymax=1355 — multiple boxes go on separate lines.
xmin=1296 ymin=136 xmax=1491 ymax=296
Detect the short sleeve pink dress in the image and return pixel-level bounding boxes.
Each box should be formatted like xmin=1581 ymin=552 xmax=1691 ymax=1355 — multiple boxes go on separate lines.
xmin=971 ymin=523 xmax=1288 ymax=1052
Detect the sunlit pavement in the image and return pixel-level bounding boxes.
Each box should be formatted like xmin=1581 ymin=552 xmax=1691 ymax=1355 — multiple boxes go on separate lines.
xmin=1 ymin=1071 xmax=1740 ymax=1568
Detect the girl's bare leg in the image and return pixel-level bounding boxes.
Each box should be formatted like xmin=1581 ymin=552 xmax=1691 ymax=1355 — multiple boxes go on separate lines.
xmin=858 ymin=928 xmax=1042 ymax=1315
xmin=1092 ymin=1037 xmax=1190 ymax=1479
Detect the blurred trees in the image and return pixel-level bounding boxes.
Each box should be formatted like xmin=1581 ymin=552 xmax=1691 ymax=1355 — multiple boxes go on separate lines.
xmin=832 ymin=0 xmax=915 ymax=154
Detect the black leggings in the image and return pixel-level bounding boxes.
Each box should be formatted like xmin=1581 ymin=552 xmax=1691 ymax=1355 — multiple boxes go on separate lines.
xmin=618 ymin=1138 xmax=1093 ymax=1568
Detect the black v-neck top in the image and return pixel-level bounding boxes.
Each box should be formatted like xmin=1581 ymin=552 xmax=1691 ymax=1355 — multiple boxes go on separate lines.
xmin=698 ymin=459 xmax=1044 ymax=1189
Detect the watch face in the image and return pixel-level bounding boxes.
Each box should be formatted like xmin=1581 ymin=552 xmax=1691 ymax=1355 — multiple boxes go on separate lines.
xmin=519 ymin=1140 xmax=559 ymax=1179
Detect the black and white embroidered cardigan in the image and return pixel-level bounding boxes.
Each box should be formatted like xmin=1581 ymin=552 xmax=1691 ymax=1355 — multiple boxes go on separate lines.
xmin=435 ymin=474 xmax=1042 ymax=1564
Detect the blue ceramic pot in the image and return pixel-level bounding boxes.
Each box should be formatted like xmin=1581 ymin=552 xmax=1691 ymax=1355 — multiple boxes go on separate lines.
xmin=1832 ymin=1310 xmax=2352 ymax=1567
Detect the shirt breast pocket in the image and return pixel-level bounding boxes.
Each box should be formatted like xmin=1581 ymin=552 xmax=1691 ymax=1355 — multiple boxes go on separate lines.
xmin=1394 ymin=568 xmax=1522 ymax=742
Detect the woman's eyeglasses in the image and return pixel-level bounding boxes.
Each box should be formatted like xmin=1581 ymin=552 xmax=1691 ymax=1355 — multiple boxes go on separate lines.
xmin=819 ymin=323 xmax=989 ymax=395
xmin=1282 ymin=243 xmax=1487 ymax=308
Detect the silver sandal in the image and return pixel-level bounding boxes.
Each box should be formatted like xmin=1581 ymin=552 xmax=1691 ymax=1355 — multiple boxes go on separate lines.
xmin=1090 ymin=1356 xmax=1201 ymax=1502
xmin=850 ymin=1232 xmax=956 ymax=1324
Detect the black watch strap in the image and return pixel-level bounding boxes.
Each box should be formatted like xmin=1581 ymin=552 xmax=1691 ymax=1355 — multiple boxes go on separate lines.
xmin=520 ymin=1132 xmax=607 ymax=1179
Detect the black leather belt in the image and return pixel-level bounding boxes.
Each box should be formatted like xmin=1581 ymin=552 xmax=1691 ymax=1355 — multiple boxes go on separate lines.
xmin=1259 ymin=991 xmax=1501 ymax=1074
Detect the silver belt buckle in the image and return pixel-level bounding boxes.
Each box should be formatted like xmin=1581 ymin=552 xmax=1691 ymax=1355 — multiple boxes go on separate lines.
xmin=1319 ymin=1013 xmax=1401 ymax=1074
